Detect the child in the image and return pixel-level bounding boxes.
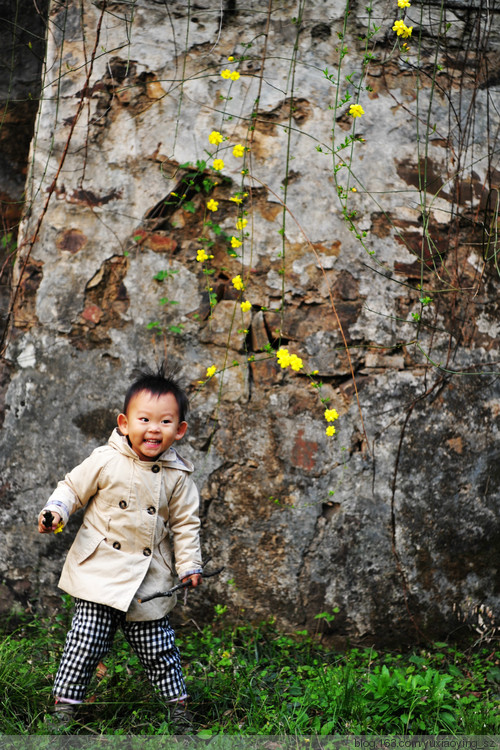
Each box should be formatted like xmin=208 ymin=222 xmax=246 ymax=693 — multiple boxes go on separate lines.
xmin=38 ymin=364 xmax=203 ymax=727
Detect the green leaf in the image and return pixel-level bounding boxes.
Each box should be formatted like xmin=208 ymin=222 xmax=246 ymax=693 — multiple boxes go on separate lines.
xmin=487 ymin=666 xmax=500 ymax=684
xmin=154 ymin=269 xmax=179 ymax=281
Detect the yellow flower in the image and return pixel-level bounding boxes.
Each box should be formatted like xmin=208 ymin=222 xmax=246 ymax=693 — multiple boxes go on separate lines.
xmin=54 ymin=521 xmax=64 ymax=533
xmin=324 ymin=408 xmax=339 ymax=422
xmin=240 ymin=300 xmax=252 ymax=312
xmin=231 ymin=236 xmax=242 ymax=248
xmin=212 ymin=159 xmax=224 ymax=171
xmin=208 ymin=130 xmax=223 ymax=145
xmin=397 ymin=0 xmax=411 ymax=6
xmin=230 ymin=71 xmax=240 ymax=81
xmin=393 ymin=19 xmax=412 ymax=37
xmin=276 ymin=348 xmax=290 ymax=368
xmin=232 ymin=274 xmax=245 ymax=291
xmin=233 ymin=144 xmax=245 ymax=157
xmin=207 ymin=199 xmax=219 ymax=212
xmin=326 ymin=426 xmax=336 ymax=436
xmin=206 ymin=365 xmax=217 ymax=378
xmin=349 ymin=103 xmax=365 ymax=118
xmin=289 ymin=354 xmax=303 ymax=371
xmin=228 ymin=56 xmax=235 ymax=62
xmin=230 ymin=195 xmax=243 ymax=204
xmin=196 ymin=249 xmax=209 ymax=262
xmin=235 ymin=218 xmax=247 ymax=230
xmin=220 ymin=69 xmax=231 ymax=79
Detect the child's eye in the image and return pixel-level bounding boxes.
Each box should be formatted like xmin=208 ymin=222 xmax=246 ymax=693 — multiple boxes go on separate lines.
xmin=140 ymin=417 xmax=149 ymax=422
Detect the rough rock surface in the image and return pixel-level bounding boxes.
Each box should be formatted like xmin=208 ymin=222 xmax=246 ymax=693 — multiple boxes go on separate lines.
xmin=0 ymin=0 xmax=499 ymax=644
xmin=0 ymin=0 xmax=48 ymax=337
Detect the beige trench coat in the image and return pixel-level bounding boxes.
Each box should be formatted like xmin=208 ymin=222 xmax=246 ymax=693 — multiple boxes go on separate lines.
xmin=43 ymin=430 xmax=202 ymax=621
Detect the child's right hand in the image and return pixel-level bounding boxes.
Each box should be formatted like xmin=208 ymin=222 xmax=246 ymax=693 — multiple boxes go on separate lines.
xmin=38 ymin=510 xmax=62 ymax=534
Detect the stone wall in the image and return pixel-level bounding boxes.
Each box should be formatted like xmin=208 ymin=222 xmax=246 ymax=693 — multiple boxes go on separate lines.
xmin=0 ymin=0 xmax=48 ymax=339
xmin=0 ymin=0 xmax=499 ymax=644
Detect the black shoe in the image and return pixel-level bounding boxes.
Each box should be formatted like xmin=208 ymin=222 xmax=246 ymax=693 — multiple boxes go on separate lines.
xmin=166 ymin=701 xmax=194 ymax=732
xmin=44 ymin=702 xmax=77 ymax=731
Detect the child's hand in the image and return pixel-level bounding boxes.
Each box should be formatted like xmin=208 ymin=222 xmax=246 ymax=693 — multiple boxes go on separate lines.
xmin=38 ymin=510 xmax=62 ymax=534
xmin=182 ymin=573 xmax=202 ymax=588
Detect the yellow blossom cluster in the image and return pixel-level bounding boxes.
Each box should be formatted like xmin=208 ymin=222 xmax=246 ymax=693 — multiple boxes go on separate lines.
xmin=230 ymin=193 xmax=248 ymax=204
xmin=324 ymin=407 xmax=339 ymax=436
xmin=196 ymin=249 xmax=214 ymax=262
xmin=240 ymin=300 xmax=251 ymax=312
xmin=208 ymin=130 xmax=224 ymax=145
xmin=196 ymin=249 xmax=209 ymax=262
xmin=232 ymin=275 xmax=245 ymax=291
xmin=349 ymin=103 xmax=365 ymax=118
xmin=206 ymin=365 xmax=217 ymax=378
xmin=207 ymin=199 xmax=218 ymax=212
xmin=393 ymin=18 xmax=413 ymax=37
xmin=276 ymin=348 xmax=303 ymax=372
xmin=221 ymin=69 xmax=240 ymax=81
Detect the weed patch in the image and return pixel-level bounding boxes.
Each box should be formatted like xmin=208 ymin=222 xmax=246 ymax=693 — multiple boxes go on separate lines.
xmin=1 ymin=607 xmax=498 ymax=735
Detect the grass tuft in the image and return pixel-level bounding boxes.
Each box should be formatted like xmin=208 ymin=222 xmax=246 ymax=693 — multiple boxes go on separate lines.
xmin=1 ymin=603 xmax=498 ymax=735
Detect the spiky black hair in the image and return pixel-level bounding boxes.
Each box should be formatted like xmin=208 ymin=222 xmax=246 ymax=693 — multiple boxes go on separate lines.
xmin=123 ymin=362 xmax=189 ymax=422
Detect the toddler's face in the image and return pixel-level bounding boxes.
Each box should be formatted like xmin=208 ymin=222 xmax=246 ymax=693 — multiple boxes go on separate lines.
xmin=117 ymin=390 xmax=187 ymax=461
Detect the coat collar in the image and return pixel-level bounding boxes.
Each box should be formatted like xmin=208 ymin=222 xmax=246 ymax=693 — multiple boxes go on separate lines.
xmin=108 ymin=429 xmax=194 ymax=472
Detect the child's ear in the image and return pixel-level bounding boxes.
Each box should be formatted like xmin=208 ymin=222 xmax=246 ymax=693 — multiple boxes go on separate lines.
xmin=117 ymin=413 xmax=129 ymax=435
xmin=175 ymin=421 xmax=188 ymax=441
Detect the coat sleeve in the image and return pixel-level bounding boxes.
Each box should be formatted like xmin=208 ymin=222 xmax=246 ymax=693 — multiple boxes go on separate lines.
xmin=41 ymin=449 xmax=109 ymax=526
xmin=168 ymin=471 xmax=203 ymax=580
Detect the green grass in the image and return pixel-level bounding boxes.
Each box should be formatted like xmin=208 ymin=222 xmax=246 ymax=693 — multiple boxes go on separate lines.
xmin=0 ymin=601 xmax=498 ymax=735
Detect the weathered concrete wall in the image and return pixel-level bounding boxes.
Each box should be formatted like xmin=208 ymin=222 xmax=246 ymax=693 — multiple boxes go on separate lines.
xmin=0 ymin=0 xmax=499 ymax=643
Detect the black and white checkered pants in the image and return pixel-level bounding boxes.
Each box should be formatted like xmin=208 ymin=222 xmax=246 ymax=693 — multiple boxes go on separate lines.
xmin=53 ymin=599 xmax=186 ymax=702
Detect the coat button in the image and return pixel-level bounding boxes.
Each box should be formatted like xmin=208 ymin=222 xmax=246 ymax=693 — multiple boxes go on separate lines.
xmin=143 ymin=547 xmax=152 ymax=556
xmin=113 ymin=541 xmax=121 ymax=550
xmin=119 ymin=500 xmax=127 ymax=509
xmin=147 ymin=506 xmax=156 ymax=515
xmin=151 ymin=465 xmax=160 ymax=473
